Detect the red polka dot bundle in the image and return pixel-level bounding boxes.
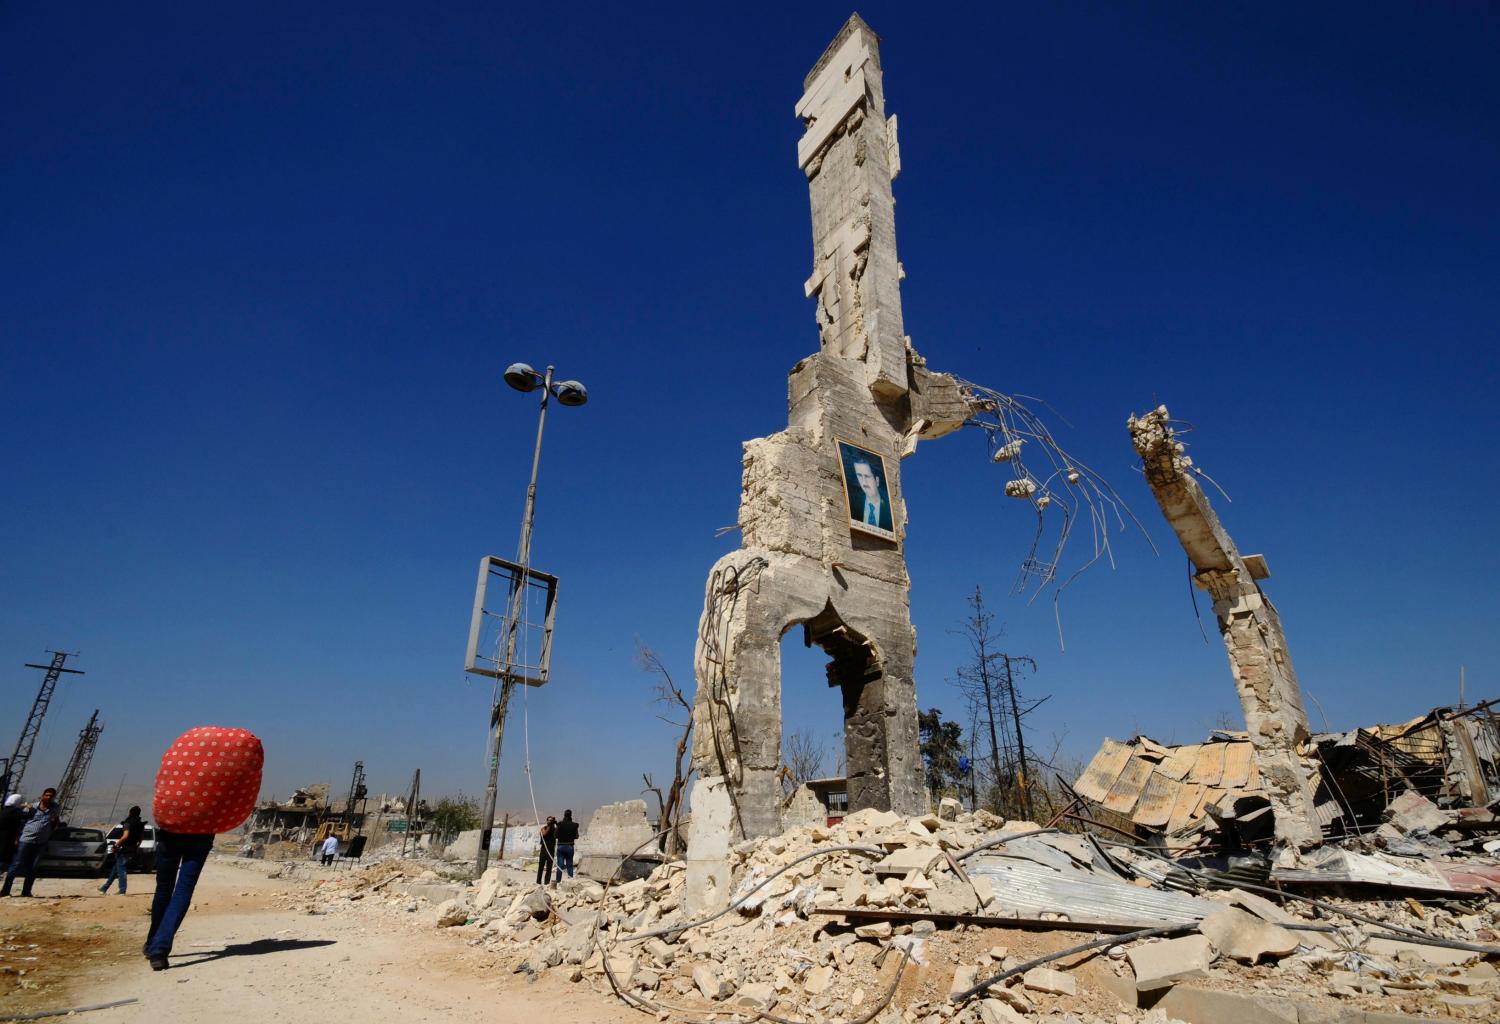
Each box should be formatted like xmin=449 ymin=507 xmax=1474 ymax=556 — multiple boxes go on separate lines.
xmin=152 ymin=727 xmax=264 ymax=835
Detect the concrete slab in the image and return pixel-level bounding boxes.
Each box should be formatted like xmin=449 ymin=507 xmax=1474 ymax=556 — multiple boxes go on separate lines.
xmin=1126 ymin=934 xmax=1213 ymax=992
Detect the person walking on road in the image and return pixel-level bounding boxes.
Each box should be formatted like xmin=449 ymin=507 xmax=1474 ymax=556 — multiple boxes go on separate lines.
xmin=144 ymin=724 xmax=264 ymax=972
xmin=100 ymin=806 xmax=145 ymax=895
xmin=2 ymin=788 xmax=61 ymax=898
xmin=535 ymin=815 xmax=557 ymax=886
xmin=553 ymin=809 xmax=579 ymax=886
xmin=320 ymin=833 xmax=339 ymax=867
xmin=145 ymin=830 xmax=214 ymax=970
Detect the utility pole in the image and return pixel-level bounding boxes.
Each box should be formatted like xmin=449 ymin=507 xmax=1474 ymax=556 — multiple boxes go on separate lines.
xmin=472 ymin=363 xmax=587 ymax=878
xmin=56 ymin=710 xmax=104 ymax=823
xmin=4 ymin=651 xmax=85 ymax=798
xmin=106 ymin=772 xmax=128 ymax=823
xmin=400 ymin=769 xmax=421 ymax=858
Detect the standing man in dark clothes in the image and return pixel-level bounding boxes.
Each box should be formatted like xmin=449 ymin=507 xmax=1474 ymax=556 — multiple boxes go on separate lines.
xmin=1 ymin=788 xmax=60 ymax=897
xmin=535 ymin=815 xmax=557 ymax=886
xmin=0 ymin=796 xmax=26 ymax=868
xmin=101 ymin=806 xmax=144 ymax=895
xmin=553 ymin=809 xmax=579 ymax=886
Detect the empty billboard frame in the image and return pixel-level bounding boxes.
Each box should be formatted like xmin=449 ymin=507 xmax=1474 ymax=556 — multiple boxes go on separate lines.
xmin=463 ymin=555 xmax=558 ymax=687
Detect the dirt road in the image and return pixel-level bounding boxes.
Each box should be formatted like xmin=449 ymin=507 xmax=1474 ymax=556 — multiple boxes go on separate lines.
xmin=0 ymin=857 xmax=638 ymax=1024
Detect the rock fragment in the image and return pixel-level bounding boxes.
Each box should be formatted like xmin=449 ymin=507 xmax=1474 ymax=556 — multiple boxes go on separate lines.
xmin=1126 ymin=935 xmax=1213 ymax=992
xmin=1021 ymin=967 xmax=1076 ymax=996
xmin=1198 ymin=907 xmax=1298 ymax=964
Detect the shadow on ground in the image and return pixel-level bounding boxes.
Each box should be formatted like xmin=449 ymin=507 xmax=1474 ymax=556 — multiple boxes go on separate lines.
xmin=173 ymin=938 xmax=336 ymax=967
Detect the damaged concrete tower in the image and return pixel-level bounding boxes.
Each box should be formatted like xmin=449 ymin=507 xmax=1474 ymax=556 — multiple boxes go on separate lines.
xmin=1127 ymin=407 xmax=1322 ymax=849
xmin=685 ymin=15 xmax=983 ymax=911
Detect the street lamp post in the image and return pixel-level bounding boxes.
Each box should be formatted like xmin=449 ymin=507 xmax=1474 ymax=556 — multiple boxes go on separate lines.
xmin=475 ymin=363 xmax=587 ymax=878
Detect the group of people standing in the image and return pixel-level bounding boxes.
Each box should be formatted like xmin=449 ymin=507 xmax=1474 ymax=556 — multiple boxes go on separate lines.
xmin=535 ymin=809 xmax=578 ymax=887
xmin=0 ymin=788 xmax=61 ymax=897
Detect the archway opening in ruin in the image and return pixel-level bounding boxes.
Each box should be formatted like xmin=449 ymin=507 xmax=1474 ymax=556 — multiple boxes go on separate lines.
xmin=778 ymin=602 xmax=888 ymax=820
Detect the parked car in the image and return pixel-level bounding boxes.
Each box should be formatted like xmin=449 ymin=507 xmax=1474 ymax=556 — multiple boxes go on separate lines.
xmin=105 ymin=823 xmax=157 ymax=872
xmin=38 ymin=826 xmax=109 ymax=876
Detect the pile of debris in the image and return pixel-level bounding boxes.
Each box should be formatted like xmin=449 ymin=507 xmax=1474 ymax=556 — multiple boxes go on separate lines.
xmin=1076 ymin=698 xmax=1500 ymax=855
xmin=288 ymin=806 xmax=1499 ymax=1023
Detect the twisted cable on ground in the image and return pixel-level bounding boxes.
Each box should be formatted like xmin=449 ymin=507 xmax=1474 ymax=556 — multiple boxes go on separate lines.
xmin=950 ymin=924 xmax=1192 ymax=1004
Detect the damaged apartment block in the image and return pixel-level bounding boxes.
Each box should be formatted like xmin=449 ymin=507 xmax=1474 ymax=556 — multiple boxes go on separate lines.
xmin=684 ymin=16 xmax=988 ymax=912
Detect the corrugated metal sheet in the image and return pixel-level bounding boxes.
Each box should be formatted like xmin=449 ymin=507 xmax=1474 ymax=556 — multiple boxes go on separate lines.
xmin=966 ymin=843 xmax=1217 ymax=928
xmin=1220 ymin=742 xmax=1254 ymax=789
xmin=1166 ymin=782 xmax=1207 ymax=833
xmin=1272 ymin=847 xmax=1500 ymax=895
xmin=1103 ymin=754 xmax=1154 ymax=814
xmin=1367 ymin=714 xmax=1445 ymax=764
xmin=1076 ymin=735 xmax=1268 ymax=835
xmin=1188 ymin=743 xmax=1227 ymax=786
xmin=1158 ymin=745 xmax=1197 ymax=781
xmin=1133 ymin=772 xmax=1179 ymax=828
xmin=1075 ymin=739 xmax=1133 ymax=802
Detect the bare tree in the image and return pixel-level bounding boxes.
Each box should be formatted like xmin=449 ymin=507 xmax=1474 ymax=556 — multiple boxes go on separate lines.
xmin=638 ymin=643 xmax=693 ymax=856
xmin=783 ymin=728 xmax=827 ymax=791
xmin=641 ymin=773 xmax=664 ymax=822
xmin=951 ymin=586 xmax=1046 ymax=819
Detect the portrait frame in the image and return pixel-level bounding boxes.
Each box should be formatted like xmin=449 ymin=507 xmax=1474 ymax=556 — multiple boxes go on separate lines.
xmin=835 ymin=437 xmax=898 ymax=542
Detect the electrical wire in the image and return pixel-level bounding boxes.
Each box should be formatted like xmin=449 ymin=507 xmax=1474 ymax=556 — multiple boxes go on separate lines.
xmin=950 ymin=924 xmax=1191 ymax=1004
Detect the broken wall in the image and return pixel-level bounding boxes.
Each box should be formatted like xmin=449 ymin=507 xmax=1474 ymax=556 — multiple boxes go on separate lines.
xmin=1127 ymin=407 xmax=1322 ymax=849
xmin=685 ymin=16 xmax=982 ymax=912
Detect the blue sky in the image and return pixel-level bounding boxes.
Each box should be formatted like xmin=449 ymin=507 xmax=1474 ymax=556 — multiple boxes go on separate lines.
xmin=3 ymin=3 xmax=1496 ymax=823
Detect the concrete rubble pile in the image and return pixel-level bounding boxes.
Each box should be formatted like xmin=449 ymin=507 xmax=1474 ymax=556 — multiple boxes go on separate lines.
xmin=286 ymin=807 xmax=1499 ymax=1023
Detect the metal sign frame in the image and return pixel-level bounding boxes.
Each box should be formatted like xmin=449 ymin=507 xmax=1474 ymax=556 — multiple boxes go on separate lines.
xmin=463 ymin=555 xmax=558 ymax=686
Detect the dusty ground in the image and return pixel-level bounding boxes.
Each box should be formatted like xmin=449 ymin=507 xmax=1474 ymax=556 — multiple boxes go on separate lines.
xmin=0 ymin=858 xmax=639 ymax=1024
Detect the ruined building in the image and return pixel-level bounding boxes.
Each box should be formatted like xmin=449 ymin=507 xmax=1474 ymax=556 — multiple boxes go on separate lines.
xmin=1126 ymin=407 xmax=1322 ymax=849
xmin=685 ymin=17 xmax=986 ymax=910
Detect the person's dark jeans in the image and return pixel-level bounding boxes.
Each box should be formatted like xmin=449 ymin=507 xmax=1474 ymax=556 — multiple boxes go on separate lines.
xmin=101 ymin=852 xmax=130 ymax=894
xmin=536 ymin=845 xmax=555 ymax=885
xmin=146 ymin=833 xmax=214 ymax=959
xmin=554 ymin=843 xmax=575 ymax=883
xmin=1 ymin=842 xmax=45 ymax=897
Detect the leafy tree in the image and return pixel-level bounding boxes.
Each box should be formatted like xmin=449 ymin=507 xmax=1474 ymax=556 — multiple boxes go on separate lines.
xmin=430 ymin=793 xmax=481 ymax=843
xmin=919 ymin=707 xmax=965 ymax=800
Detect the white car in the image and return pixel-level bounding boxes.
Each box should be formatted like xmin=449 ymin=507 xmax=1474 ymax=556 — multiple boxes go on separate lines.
xmin=105 ymin=823 xmax=158 ymax=872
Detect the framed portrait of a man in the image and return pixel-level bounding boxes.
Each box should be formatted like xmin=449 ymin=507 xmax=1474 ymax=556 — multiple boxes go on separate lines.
xmin=836 ymin=438 xmax=897 ymax=541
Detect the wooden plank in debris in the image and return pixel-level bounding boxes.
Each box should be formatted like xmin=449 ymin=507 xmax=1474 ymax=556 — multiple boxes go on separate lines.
xmin=1157 ymin=744 xmax=1199 ymax=782
xmin=1132 ymin=771 xmax=1180 ymax=828
xmin=1166 ymin=782 xmax=1207 ymax=833
xmin=811 ymin=907 xmax=1167 ymax=935
xmin=1103 ymin=753 xmax=1154 ymax=815
xmin=1219 ymin=741 xmax=1254 ymax=790
xmin=1075 ymin=738 xmax=1134 ymax=802
xmin=1201 ymin=786 xmax=1230 ymax=818
xmin=1187 ymin=742 xmax=1227 ymax=787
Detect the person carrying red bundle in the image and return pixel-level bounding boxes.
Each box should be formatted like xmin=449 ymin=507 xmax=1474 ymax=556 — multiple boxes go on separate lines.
xmin=145 ymin=726 xmax=263 ymax=971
